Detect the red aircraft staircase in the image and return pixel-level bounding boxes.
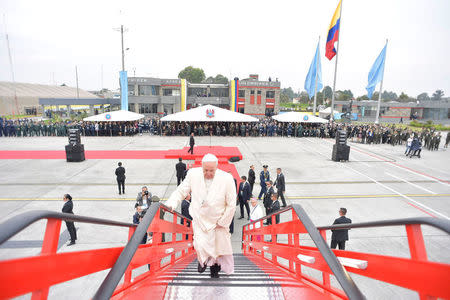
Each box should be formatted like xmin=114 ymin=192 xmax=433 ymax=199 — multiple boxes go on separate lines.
xmin=0 ymin=203 xmax=449 ymax=300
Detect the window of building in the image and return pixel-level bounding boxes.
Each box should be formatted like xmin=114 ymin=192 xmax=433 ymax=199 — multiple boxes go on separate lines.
xmin=128 ymin=103 xmax=135 ymax=112
xmin=25 ymin=107 xmax=37 ymax=115
xmin=257 ymin=90 xmax=261 ymax=95
xmin=138 ymin=85 xmax=158 ymax=96
xmin=163 ymin=89 xmax=172 ymax=96
xmin=266 ymin=91 xmax=275 ymax=98
xmin=128 ymin=85 xmax=135 ymax=96
xmin=172 ymin=89 xmax=180 ymax=96
xmin=211 ymin=88 xmax=229 ymax=97
xmin=265 ymin=108 xmax=274 ymax=116
xmin=138 ymin=103 xmax=157 ymax=114
xmin=250 ymin=90 xmax=255 ymax=95
xmin=239 ymin=107 xmax=245 ymax=113
xmin=238 ymin=90 xmax=245 ymax=98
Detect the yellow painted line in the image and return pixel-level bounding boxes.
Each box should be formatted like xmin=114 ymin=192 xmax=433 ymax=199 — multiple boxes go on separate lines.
xmin=287 ymin=194 xmax=450 ymax=199
xmin=0 ymin=194 xmax=449 ymax=201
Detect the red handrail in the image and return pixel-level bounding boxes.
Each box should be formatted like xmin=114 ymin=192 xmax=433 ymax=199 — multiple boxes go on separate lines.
xmin=0 ymin=205 xmax=194 ymax=300
xmin=242 ymin=206 xmax=450 ymax=300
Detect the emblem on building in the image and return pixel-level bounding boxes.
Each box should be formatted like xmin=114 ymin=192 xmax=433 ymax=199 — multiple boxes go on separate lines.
xmin=206 ymin=109 xmax=215 ymax=118
xmin=105 ymin=114 xmax=111 ymax=120
xmin=303 ymin=115 xmax=309 ymax=121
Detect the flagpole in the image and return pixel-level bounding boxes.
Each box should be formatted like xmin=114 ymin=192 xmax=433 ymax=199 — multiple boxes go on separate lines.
xmin=313 ymin=36 xmax=320 ymax=115
xmin=375 ymin=39 xmax=388 ymax=124
xmin=330 ymin=0 xmax=343 ymax=122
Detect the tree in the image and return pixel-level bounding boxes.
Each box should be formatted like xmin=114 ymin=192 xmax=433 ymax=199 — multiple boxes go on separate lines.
xmin=281 ymin=87 xmax=296 ymax=100
xmin=299 ymin=91 xmax=309 ymax=103
xmin=431 ymin=89 xmax=444 ymax=101
xmin=381 ymin=91 xmax=398 ymax=101
xmin=323 ymin=86 xmax=332 ymax=100
xmin=178 ymin=66 xmax=205 ymax=83
xmin=336 ymin=89 xmax=353 ymax=101
xmin=398 ymin=92 xmax=409 ymax=101
xmin=416 ymin=92 xmax=430 ymax=101
xmin=213 ymin=74 xmax=228 ymax=84
xmin=280 ymin=93 xmax=290 ymax=103
xmin=356 ymin=95 xmax=369 ymax=101
xmin=371 ymin=92 xmax=379 ymax=100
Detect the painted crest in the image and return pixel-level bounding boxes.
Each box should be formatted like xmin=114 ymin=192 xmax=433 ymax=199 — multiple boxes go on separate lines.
xmin=206 ymin=109 xmax=215 ymax=118
xmin=303 ymin=115 xmax=309 ymax=121
xmin=105 ymin=114 xmax=112 ymax=120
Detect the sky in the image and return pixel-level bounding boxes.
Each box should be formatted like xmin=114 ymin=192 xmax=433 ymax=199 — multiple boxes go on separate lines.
xmin=1 ymin=0 xmax=449 ymax=98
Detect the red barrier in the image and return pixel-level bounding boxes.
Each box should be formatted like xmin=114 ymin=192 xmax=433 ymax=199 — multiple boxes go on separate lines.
xmin=242 ymin=208 xmax=450 ymax=300
xmin=0 ymin=206 xmax=194 ymax=300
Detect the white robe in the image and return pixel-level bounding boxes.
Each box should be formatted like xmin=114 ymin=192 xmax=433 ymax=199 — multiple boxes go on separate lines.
xmin=165 ymin=167 xmax=236 ymax=272
xmin=250 ymin=204 xmax=264 ymax=225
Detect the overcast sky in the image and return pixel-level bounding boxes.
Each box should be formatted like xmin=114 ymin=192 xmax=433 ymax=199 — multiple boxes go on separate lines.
xmin=1 ymin=0 xmax=449 ymax=97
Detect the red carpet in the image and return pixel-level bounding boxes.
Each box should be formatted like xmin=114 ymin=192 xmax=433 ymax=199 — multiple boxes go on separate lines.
xmin=0 ymin=146 xmax=242 ymax=160
xmin=0 ymin=146 xmax=243 ymax=187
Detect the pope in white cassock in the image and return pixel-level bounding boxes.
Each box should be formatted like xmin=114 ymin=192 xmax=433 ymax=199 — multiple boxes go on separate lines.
xmin=165 ymin=153 xmax=236 ymax=278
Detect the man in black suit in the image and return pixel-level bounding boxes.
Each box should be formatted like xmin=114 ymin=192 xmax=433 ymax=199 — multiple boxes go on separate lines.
xmin=263 ymin=180 xmax=274 ymax=223
xmin=274 ymin=168 xmax=287 ymax=207
xmin=62 ymin=194 xmax=77 ymax=246
xmin=238 ymin=176 xmax=251 ymax=220
xmin=188 ymin=132 xmax=195 ymax=154
xmin=248 ymin=165 xmax=256 ymax=193
xmin=331 ymin=208 xmax=352 ymax=250
xmin=115 ymin=162 xmax=126 ymax=195
xmin=176 ymin=158 xmax=187 ymax=186
xmin=181 ymin=194 xmax=192 ymax=240
xmin=267 ymin=193 xmax=280 ymax=225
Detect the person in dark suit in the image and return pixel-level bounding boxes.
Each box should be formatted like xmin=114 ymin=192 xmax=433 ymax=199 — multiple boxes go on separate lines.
xmin=133 ymin=206 xmax=148 ymax=244
xmin=188 ymin=132 xmax=195 ymax=154
xmin=115 ymin=162 xmax=126 ymax=195
xmin=176 ymin=158 xmax=187 ymax=186
xmin=248 ymin=165 xmax=256 ymax=193
xmin=181 ymin=194 xmax=192 ymax=240
xmin=238 ymin=176 xmax=251 ymax=220
xmin=267 ymin=193 xmax=280 ymax=225
xmin=258 ymin=165 xmax=270 ymax=200
xmin=274 ymin=168 xmax=287 ymax=207
xmin=263 ymin=180 xmax=274 ymax=223
xmin=331 ymin=208 xmax=352 ymax=250
xmin=62 ymin=194 xmax=77 ymax=246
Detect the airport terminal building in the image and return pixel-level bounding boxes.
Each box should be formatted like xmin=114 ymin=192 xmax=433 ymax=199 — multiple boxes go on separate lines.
xmin=127 ymin=74 xmax=281 ymax=116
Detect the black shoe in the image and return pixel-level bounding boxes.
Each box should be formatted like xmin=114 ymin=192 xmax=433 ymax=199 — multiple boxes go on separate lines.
xmin=119 ymin=192 xmax=121 ymax=195
xmin=198 ymin=262 xmax=207 ymax=273
xmin=247 ymin=216 xmax=250 ymax=220
xmin=210 ymin=264 xmax=220 ymax=278
xmin=238 ymin=216 xmax=244 ymax=219
xmin=67 ymin=241 xmax=75 ymax=246
xmin=281 ymin=205 xmax=287 ymax=208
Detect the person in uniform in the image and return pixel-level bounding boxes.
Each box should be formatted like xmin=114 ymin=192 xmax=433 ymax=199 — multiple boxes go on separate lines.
xmin=258 ymin=165 xmax=270 ymax=200
xmin=330 ymin=208 xmax=352 ymax=250
xmin=165 ymin=154 xmax=236 ymax=279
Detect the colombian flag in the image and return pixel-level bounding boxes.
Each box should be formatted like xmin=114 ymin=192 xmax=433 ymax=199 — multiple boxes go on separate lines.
xmin=326 ymin=0 xmax=341 ymax=60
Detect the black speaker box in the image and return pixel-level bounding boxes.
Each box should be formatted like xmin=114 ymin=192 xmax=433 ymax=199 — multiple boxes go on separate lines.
xmin=332 ymin=144 xmax=350 ymax=162
xmin=228 ymin=156 xmax=241 ymax=162
xmin=65 ymin=144 xmax=85 ymax=162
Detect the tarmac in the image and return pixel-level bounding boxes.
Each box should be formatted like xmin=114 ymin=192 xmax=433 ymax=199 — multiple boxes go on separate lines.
xmin=0 ymin=134 xmax=449 ymax=299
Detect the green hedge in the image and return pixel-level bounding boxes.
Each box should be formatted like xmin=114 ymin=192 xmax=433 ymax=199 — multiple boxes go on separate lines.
xmin=409 ymin=120 xmax=450 ymax=131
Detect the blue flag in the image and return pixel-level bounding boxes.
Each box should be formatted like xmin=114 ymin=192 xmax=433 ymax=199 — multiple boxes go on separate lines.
xmin=119 ymin=71 xmax=128 ymax=110
xmin=304 ymin=41 xmax=323 ymax=99
xmin=366 ymin=44 xmax=387 ymax=99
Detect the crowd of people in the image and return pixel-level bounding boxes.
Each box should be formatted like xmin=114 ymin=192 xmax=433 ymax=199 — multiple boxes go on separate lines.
xmin=1 ymin=115 xmax=449 ymax=150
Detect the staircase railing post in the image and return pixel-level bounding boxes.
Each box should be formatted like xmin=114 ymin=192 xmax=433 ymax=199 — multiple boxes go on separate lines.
xmin=319 ymin=229 xmax=331 ymax=288
xmin=31 ymin=218 xmax=62 ymax=300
